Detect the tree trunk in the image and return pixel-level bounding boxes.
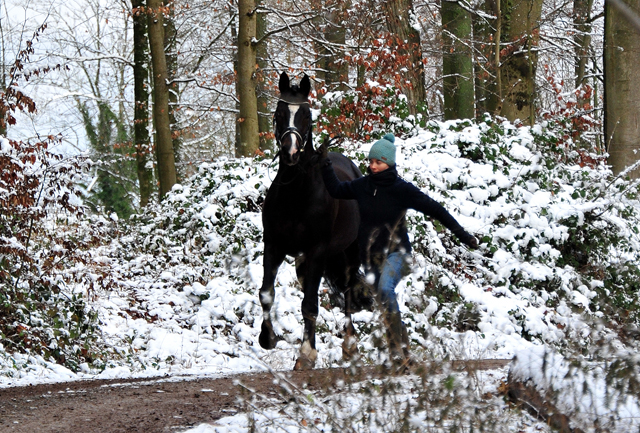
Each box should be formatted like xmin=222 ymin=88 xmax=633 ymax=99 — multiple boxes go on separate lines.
xmin=383 ymin=0 xmax=426 ymax=115
xmin=256 ymin=7 xmax=272 ymax=152
xmin=325 ymin=9 xmax=348 ymax=90
xmin=148 ymin=0 xmax=177 ymax=199
xmin=132 ymin=0 xmax=152 ymax=208
xmin=499 ymin=0 xmax=543 ymax=125
xmin=163 ymin=0 xmax=182 ymax=181
xmin=231 ymin=10 xmax=241 ymax=152
xmin=315 ymin=1 xmax=348 ymax=91
xmin=0 ymin=87 xmax=5 ymax=136
xmin=574 ymin=0 xmax=594 ymax=91
xmin=236 ymin=0 xmax=260 ymax=157
xmin=474 ymin=0 xmax=501 ymax=118
xmin=604 ymin=0 xmax=640 ymax=177
xmin=313 ymin=5 xmax=329 ymax=87
xmin=442 ymin=0 xmax=475 ymax=120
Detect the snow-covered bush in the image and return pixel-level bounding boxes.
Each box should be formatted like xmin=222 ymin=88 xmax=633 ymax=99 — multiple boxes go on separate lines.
xmin=0 ymin=31 xmax=102 ymax=372
xmin=120 ymin=157 xmax=267 ymax=284
xmin=106 ymin=115 xmax=640 ymax=367
xmin=510 ymin=346 xmax=640 ymax=431
xmin=0 ymin=134 xmax=100 ymax=372
xmin=388 ymin=116 xmax=640 ymax=352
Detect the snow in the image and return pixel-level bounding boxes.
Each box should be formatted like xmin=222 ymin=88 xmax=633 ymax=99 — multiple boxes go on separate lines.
xmin=511 ymin=347 xmax=640 ymax=431
xmin=1 ymin=119 xmax=639 ymax=431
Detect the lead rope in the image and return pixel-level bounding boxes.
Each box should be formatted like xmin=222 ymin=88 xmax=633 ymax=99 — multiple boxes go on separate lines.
xmin=267 ymin=150 xmax=280 ymax=183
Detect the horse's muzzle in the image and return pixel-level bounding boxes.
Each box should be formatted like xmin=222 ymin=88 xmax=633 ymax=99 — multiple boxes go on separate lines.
xmin=281 ymin=148 xmax=301 ymax=166
xmin=280 ymin=133 xmax=303 ymax=166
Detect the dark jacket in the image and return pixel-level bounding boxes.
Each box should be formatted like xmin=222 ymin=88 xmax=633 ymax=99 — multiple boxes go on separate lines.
xmin=321 ymin=161 xmax=473 ymax=266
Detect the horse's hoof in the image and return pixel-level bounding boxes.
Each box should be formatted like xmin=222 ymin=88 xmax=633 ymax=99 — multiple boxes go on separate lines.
xmin=294 ymin=341 xmax=317 ymax=370
xmin=342 ymin=335 xmax=359 ymax=361
xmin=294 ymin=355 xmax=316 ymax=370
xmin=259 ymin=323 xmax=277 ymax=350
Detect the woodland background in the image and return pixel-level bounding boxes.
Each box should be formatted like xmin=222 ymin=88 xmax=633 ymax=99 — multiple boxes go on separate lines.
xmin=3 ymin=0 xmax=637 ymax=213
xmin=2 ymin=0 xmax=640 ymax=430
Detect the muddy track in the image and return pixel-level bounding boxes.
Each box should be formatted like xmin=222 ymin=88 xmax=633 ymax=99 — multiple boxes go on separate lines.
xmin=0 ymin=359 xmax=511 ymax=433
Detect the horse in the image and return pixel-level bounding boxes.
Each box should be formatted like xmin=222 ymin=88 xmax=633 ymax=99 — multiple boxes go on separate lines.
xmin=258 ymin=72 xmax=369 ymax=370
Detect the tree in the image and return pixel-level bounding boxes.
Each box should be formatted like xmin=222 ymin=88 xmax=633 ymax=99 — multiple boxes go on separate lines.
xmin=235 ymin=0 xmax=260 ymax=157
xmin=499 ymin=0 xmax=544 ymax=125
xmin=148 ymin=0 xmax=177 ymax=198
xmin=78 ymin=100 xmax=135 ymax=217
xmin=44 ymin=0 xmax=139 ymax=217
xmin=313 ymin=0 xmax=348 ymax=91
xmin=441 ymin=0 xmax=475 ymax=120
xmin=256 ymin=3 xmax=273 ymax=152
xmin=473 ymin=0 xmax=500 ymax=118
xmin=5 ymin=0 xmax=609 ymax=173
xmin=383 ymin=0 xmax=427 ymax=115
xmin=574 ymin=0 xmax=595 ymax=90
xmin=163 ymin=0 xmax=182 ymax=180
xmin=0 ymin=30 xmax=98 ymax=370
xmin=132 ymin=0 xmax=153 ymax=208
xmin=604 ymin=0 xmax=640 ymax=177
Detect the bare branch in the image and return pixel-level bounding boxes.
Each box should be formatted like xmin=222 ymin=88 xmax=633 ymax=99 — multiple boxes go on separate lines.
xmin=252 ymin=15 xmax=317 ymax=46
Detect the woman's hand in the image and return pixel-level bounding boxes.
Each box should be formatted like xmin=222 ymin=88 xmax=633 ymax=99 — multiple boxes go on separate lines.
xmin=456 ymin=230 xmax=479 ymax=249
xmin=465 ymin=235 xmax=479 ymax=249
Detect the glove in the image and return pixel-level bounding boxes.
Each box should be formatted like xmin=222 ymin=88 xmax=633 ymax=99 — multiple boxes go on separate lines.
xmin=310 ymin=137 xmax=330 ymax=166
xmin=318 ymin=137 xmax=329 ymax=159
xmin=465 ymin=235 xmax=479 ymax=249
xmin=456 ymin=230 xmax=479 ymax=249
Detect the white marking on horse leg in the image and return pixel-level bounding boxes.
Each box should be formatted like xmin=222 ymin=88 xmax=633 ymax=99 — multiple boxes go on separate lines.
xmin=300 ymin=340 xmax=317 ymax=363
xmin=260 ymin=291 xmax=273 ymax=305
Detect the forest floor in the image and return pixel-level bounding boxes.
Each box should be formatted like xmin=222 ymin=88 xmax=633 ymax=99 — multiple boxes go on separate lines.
xmin=0 ymin=359 xmax=511 ymax=432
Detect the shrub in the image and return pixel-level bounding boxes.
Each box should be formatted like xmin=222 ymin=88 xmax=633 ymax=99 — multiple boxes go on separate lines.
xmin=0 ymin=28 xmax=100 ymax=372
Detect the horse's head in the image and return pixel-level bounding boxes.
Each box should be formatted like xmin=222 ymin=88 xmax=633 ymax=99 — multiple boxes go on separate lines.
xmin=274 ymin=72 xmax=312 ymax=166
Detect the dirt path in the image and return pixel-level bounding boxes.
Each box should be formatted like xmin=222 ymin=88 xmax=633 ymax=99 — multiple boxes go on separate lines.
xmin=0 ymin=359 xmax=511 ymax=433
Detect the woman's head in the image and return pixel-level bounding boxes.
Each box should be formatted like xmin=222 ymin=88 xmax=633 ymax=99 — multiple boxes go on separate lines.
xmin=368 ymin=133 xmax=396 ymax=173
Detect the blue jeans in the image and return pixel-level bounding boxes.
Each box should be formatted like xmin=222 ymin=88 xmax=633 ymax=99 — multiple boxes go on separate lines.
xmin=368 ymin=252 xmax=410 ymax=313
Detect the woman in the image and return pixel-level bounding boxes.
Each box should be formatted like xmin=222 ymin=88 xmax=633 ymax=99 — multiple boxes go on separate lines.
xmin=320 ymin=133 xmax=478 ymax=365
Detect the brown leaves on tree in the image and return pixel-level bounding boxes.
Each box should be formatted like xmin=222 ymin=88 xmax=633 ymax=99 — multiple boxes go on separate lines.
xmin=0 ymin=24 xmax=68 ymax=132
xmin=0 ymin=25 xmax=101 ymax=369
xmin=316 ymin=34 xmax=423 ymax=141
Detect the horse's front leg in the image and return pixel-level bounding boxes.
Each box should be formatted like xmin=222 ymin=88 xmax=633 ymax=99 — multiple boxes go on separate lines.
xmin=294 ymin=255 xmax=325 ymax=370
xmin=259 ymin=244 xmax=285 ymax=350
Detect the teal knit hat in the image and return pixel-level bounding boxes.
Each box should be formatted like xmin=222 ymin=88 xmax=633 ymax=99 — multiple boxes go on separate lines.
xmin=368 ymin=133 xmax=396 ymax=166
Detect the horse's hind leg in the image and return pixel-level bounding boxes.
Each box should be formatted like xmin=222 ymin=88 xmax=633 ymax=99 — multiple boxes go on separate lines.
xmin=325 ymin=252 xmax=360 ymax=362
xmin=342 ymin=289 xmax=358 ymax=361
xmin=259 ymin=245 xmax=285 ymax=350
xmin=294 ymin=255 xmax=324 ymax=370
xmin=344 ymin=242 xmax=367 ymax=361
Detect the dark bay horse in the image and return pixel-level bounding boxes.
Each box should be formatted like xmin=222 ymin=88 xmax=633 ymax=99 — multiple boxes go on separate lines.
xmin=259 ymin=72 xmax=368 ymax=369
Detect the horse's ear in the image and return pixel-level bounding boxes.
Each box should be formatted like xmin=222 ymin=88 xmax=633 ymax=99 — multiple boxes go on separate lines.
xmin=279 ymin=72 xmax=290 ymax=94
xmin=300 ymin=74 xmax=311 ymax=98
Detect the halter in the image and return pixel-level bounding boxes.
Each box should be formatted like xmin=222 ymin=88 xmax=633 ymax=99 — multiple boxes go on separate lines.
xmin=273 ymin=99 xmax=311 ymax=153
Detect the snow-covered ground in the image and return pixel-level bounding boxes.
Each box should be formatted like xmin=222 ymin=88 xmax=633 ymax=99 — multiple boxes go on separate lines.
xmin=1 ymin=118 xmax=639 ymax=431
